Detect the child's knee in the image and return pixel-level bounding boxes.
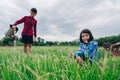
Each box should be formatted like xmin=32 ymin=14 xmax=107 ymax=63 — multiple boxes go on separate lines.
xmin=24 ymin=44 xmax=27 ymax=47
xmin=27 ymin=44 xmax=32 ymax=48
xmin=76 ymin=56 xmax=81 ymax=61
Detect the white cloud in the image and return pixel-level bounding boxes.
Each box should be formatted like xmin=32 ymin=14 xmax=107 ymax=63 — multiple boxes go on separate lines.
xmin=0 ymin=0 xmax=120 ymax=41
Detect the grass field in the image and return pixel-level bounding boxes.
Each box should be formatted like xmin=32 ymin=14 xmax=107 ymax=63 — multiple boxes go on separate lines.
xmin=0 ymin=46 xmax=120 ymax=80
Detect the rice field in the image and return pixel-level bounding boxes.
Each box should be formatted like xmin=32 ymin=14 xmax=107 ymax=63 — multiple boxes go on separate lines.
xmin=0 ymin=46 xmax=120 ymax=80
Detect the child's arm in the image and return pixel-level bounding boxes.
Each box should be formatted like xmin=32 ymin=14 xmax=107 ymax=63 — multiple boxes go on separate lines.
xmin=74 ymin=43 xmax=85 ymax=59
xmin=33 ymin=21 xmax=37 ymax=41
xmin=13 ymin=16 xmax=26 ymax=26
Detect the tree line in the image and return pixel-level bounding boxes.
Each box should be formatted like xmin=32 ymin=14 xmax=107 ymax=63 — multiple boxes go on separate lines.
xmin=0 ymin=34 xmax=119 ymax=46
xmin=0 ymin=37 xmax=79 ymax=46
xmin=95 ymin=34 xmax=120 ymax=46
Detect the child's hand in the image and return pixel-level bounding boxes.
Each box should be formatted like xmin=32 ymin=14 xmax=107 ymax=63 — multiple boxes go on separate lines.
xmin=69 ymin=52 xmax=73 ymax=58
xmin=12 ymin=25 xmax=16 ymax=30
xmin=33 ymin=37 xmax=36 ymax=42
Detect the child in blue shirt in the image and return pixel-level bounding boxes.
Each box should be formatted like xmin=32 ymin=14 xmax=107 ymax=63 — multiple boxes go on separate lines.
xmin=70 ymin=29 xmax=98 ymax=65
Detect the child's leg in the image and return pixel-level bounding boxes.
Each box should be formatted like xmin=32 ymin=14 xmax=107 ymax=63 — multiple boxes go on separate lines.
xmin=76 ymin=54 xmax=87 ymax=66
xmin=23 ymin=44 xmax=27 ymax=54
xmin=27 ymin=44 xmax=32 ymax=54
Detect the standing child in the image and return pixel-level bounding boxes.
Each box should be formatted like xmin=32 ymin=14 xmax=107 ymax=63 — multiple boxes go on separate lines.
xmin=12 ymin=8 xmax=37 ymax=54
xmin=70 ymin=29 xmax=98 ymax=65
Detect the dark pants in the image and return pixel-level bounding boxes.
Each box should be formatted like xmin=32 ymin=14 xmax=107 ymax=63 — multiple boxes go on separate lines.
xmin=22 ymin=35 xmax=33 ymax=44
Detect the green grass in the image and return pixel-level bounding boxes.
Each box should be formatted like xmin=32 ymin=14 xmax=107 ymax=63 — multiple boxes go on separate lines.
xmin=0 ymin=46 xmax=120 ymax=80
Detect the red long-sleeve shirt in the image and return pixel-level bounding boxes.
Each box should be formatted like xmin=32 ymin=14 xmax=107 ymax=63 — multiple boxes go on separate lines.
xmin=14 ymin=16 xmax=37 ymax=37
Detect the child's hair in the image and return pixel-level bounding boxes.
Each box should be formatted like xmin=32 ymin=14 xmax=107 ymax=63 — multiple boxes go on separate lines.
xmin=31 ymin=8 xmax=37 ymax=14
xmin=79 ymin=29 xmax=94 ymax=43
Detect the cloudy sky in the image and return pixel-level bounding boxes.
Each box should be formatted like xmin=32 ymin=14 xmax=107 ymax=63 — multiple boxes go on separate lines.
xmin=0 ymin=0 xmax=120 ymax=41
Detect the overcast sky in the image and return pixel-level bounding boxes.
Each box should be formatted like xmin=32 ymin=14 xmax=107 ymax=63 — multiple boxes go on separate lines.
xmin=0 ymin=0 xmax=120 ymax=41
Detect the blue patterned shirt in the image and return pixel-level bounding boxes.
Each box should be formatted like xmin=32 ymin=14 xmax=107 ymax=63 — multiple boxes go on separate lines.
xmin=74 ymin=41 xmax=98 ymax=61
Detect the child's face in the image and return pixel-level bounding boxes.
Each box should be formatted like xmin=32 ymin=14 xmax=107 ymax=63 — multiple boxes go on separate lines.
xmin=30 ymin=11 xmax=37 ymax=17
xmin=82 ymin=33 xmax=90 ymax=43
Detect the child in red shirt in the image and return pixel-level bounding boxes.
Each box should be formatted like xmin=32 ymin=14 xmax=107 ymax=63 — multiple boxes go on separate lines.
xmin=12 ymin=8 xmax=37 ymax=54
